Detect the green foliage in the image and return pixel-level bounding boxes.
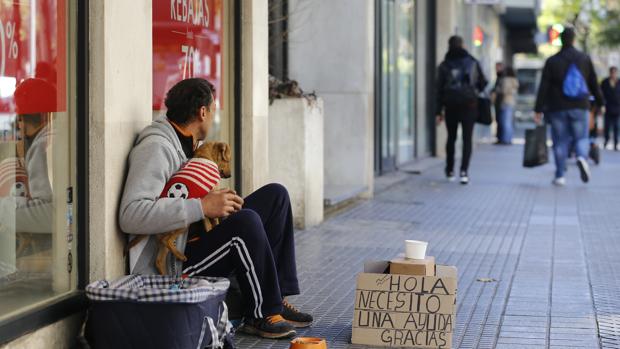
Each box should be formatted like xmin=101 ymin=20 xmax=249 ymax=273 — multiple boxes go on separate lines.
xmin=595 ymin=10 xmax=620 ymax=47
xmin=539 ymin=0 xmax=620 ymax=49
xmin=539 ymin=0 xmax=583 ymax=28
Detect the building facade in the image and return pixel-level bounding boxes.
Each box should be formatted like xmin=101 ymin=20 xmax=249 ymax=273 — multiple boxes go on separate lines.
xmin=0 ymin=1 xmax=538 ymax=347
xmin=0 ymin=1 xmax=270 ymax=347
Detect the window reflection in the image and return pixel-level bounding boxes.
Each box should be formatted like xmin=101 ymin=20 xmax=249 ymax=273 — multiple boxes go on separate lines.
xmin=397 ymin=0 xmax=415 ymax=164
xmin=14 ymin=78 xmax=55 ymax=235
xmin=0 ymin=0 xmax=74 ymax=321
xmin=0 ymin=77 xmax=57 ymax=317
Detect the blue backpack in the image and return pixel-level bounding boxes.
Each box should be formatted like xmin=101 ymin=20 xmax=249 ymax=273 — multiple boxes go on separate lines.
xmin=562 ymin=62 xmax=590 ymax=100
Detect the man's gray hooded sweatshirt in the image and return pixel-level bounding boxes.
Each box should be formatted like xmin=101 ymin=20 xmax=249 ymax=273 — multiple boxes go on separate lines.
xmin=119 ymin=116 xmax=204 ymax=275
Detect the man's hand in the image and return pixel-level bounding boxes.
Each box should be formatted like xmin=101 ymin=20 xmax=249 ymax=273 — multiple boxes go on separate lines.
xmin=200 ymin=189 xmax=244 ymax=218
xmin=534 ymin=112 xmax=543 ymax=125
xmin=436 ymin=114 xmax=444 ymax=125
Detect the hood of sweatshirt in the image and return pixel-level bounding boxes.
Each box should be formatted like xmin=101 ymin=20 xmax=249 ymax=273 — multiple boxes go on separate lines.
xmin=134 ymin=116 xmax=188 ymax=162
xmin=445 ymin=47 xmax=471 ymax=60
xmin=558 ymin=45 xmax=581 ymax=60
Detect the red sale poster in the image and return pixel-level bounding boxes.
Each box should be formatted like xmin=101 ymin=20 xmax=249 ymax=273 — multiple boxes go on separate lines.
xmin=0 ymin=0 xmax=66 ymax=113
xmin=153 ymin=0 xmax=224 ymax=110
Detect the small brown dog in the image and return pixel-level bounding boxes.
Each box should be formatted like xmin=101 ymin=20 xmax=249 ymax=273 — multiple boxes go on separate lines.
xmin=128 ymin=141 xmax=232 ymax=275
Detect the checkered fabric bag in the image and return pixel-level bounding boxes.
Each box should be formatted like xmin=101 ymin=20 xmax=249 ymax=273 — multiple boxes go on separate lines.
xmin=84 ymin=275 xmax=234 ymax=349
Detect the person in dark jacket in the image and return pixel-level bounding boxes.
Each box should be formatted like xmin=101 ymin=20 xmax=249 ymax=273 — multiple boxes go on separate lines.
xmin=534 ymin=27 xmax=604 ymax=186
xmin=436 ymin=35 xmax=488 ymax=185
xmin=492 ymin=62 xmax=505 ymax=144
xmin=601 ymin=66 xmax=620 ymax=150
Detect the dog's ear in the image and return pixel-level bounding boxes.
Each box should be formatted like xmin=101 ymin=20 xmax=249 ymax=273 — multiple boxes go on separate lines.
xmin=218 ymin=142 xmax=231 ymax=162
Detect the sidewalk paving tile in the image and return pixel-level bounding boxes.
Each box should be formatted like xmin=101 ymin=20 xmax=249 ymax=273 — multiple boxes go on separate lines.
xmin=237 ymin=144 xmax=620 ymax=348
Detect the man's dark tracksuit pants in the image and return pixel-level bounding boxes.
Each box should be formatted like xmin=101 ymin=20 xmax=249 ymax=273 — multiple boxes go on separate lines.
xmin=182 ymin=183 xmax=300 ymax=319
xmin=445 ymin=105 xmax=477 ymax=173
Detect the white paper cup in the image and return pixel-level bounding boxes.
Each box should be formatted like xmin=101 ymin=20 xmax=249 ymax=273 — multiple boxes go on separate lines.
xmin=405 ymin=240 xmax=428 ymax=259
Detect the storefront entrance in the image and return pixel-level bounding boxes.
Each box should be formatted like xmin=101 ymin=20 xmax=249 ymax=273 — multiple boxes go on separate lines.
xmin=375 ymin=0 xmax=416 ymax=175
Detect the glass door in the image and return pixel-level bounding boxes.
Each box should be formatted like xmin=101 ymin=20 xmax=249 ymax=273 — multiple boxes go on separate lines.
xmin=376 ymin=0 xmax=416 ymax=174
xmin=379 ymin=0 xmax=397 ymax=172
xmin=396 ymin=0 xmax=415 ymax=164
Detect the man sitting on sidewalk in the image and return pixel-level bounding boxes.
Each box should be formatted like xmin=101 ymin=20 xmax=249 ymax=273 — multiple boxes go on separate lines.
xmin=118 ymin=78 xmax=312 ymax=339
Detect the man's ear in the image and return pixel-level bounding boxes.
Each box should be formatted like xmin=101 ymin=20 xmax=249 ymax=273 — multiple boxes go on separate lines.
xmin=218 ymin=143 xmax=231 ymax=161
xmin=199 ymin=106 xmax=208 ymax=121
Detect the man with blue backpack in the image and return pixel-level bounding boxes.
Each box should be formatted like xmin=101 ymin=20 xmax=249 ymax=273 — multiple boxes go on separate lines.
xmin=534 ymin=27 xmax=604 ymax=186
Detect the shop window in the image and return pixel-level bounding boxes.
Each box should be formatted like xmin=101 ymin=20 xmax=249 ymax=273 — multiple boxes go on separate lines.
xmin=0 ymin=0 xmax=78 ymax=323
xmin=153 ymin=0 xmax=234 ymax=186
xmin=377 ymin=0 xmax=415 ymax=171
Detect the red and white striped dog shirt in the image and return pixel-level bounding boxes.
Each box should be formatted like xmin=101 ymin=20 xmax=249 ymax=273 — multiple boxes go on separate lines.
xmin=0 ymin=157 xmax=29 ymax=198
xmin=160 ymin=158 xmax=221 ymax=199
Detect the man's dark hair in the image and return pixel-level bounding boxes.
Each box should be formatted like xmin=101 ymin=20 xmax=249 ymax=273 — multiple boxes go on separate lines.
xmin=560 ymin=27 xmax=576 ymax=47
xmin=610 ymin=66 xmax=618 ymax=74
xmin=448 ymin=35 xmax=463 ymax=50
xmin=165 ymin=78 xmax=215 ymax=125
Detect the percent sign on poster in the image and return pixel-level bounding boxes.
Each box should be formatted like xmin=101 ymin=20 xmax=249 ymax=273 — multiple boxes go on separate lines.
xmin=0 ymin=20 xmax=19 ymax=77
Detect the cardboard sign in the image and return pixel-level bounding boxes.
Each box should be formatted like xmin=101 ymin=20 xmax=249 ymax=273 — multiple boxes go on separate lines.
xmin=352 ymin=262 xmax=457 ymax=348
xmin=355 ymin=290 xmax=455 ymax=314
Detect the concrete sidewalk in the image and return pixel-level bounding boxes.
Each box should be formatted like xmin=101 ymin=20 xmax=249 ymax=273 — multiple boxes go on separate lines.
xmin=237 ymin=143 xmax=620 ymax=349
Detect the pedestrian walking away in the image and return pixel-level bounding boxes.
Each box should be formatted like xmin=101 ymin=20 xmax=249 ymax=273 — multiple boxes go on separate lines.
xmin=534 ymin=27 xmax=604 ymax=185
xmin=436 ymin=35 xmax=488 ymax=185
xmin=497 ymin=67 xmax=519 ymax=145
xmin=493 ymin=62 xmax=505 ymax=144
xmin=601 ymin=66 xmax=620 ymax=150
xmin=588 ymin=102 xmax=602 ymax=165
xmin=119 ymin=78 xmax=313 ymax=339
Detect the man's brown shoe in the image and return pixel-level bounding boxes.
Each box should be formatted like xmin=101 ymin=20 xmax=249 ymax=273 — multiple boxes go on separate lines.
xmin=240 ymin=315 xmax=297 ymax=339
xmin=281 ymin=299 xmax=313 ymax=328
